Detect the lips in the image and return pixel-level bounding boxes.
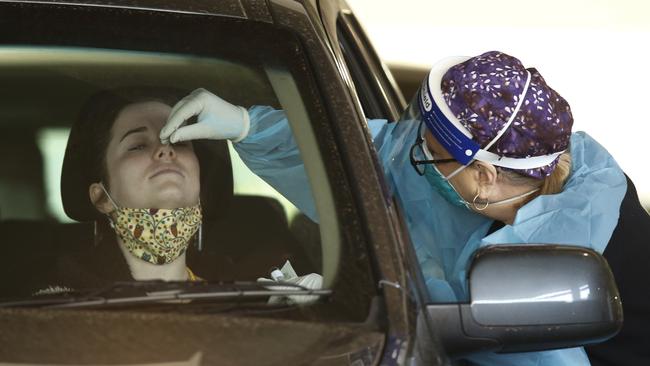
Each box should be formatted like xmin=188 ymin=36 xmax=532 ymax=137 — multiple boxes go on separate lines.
xmin=149 ymin=167 xmax=184 ymax=179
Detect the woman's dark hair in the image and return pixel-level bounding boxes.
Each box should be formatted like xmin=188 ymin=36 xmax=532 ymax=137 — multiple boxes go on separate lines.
xmin=61 ymin=86 xmax=233 ymax=222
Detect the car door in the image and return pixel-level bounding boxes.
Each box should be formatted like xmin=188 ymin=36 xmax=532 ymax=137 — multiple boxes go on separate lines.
xmin=0 ymin=1 xmax=406 ymax=364
xmin=316 ymin=1 xmax=456 ymax=365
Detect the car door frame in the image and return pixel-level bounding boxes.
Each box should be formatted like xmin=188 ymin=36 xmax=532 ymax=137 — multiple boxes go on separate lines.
xmin=313 ymin=0 xmax=454 ymax=364
xmin=311 ymin=0 xmax=450 ymax=361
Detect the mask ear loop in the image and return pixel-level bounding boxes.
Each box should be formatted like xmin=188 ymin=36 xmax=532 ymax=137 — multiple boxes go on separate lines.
xmin=98 ymin=182 xmax=119 ymax=230
xmin=98 ymin=182 xmax=120 ymax=210
xmin=92 ymin=182 xmax=116 ymax=247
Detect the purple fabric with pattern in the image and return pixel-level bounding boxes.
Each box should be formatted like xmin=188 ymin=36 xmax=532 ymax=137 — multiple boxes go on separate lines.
xmin=441 ymin=51 xmax=573 ymax=178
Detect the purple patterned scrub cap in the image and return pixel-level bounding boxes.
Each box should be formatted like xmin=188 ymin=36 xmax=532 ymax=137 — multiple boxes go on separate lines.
xmin=424 ymin=51 xmax=573 ymax=179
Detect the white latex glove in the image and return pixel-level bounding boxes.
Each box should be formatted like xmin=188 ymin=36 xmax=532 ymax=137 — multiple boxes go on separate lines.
xmin=159 ymin=88 xmax=250 ymax=144
xmin=257 ymin=260 xmax=323 ymax=305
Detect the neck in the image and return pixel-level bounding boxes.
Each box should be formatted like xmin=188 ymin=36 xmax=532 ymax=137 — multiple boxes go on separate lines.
xmin=481 ymin=204 xmax=519 ymax=225
xmin=116 ymin=237 xmax=188 ymax=281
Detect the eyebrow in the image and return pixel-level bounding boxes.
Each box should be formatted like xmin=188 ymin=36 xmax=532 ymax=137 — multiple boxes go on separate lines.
xmin=119 ymin=126 xmax=148 ymax=143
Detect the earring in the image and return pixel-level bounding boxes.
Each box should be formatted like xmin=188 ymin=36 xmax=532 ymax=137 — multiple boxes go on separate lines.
xmin=195 ymin=200 xmax=203 ymax=252
xmin=93 ymin=221 xmax=99 ymax=247
xmin=473 ymin=191 xmax=489 ymax=211
xmin=195 ymin=223 xmax=203 ymax=252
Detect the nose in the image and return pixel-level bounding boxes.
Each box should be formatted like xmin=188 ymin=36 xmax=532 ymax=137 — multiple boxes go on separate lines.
xmin=155 ymin=143 xmax=176 ymax=160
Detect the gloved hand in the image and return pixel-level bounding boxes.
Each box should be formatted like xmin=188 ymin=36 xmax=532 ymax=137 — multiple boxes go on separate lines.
xmin=159 ymin=88 xmax=250 ymax=144
xmin=258 ymin=260 xmax=323 ymax=305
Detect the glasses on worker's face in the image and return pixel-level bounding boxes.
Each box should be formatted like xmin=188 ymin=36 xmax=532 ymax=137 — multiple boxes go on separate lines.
xmin=409 ymin=122 xmax=457 ymax=176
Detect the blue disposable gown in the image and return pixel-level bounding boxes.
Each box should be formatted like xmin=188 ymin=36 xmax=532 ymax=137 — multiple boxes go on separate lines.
xmin=234 ymin=106 xmax=627 ymax=366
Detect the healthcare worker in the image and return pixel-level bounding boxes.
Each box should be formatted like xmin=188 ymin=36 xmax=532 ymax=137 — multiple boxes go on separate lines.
xmin=160 ymin=51 xmax=643 ymax=365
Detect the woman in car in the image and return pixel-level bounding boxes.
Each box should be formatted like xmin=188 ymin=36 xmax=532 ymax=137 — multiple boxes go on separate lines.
xmin=159 ymin=51 xmax=646 ymax=365
xmin=58 ymin=87 xmax=232 ymax=287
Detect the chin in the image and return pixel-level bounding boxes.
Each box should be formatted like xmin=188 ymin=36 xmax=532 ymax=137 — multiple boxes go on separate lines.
xmin=157 ymin=197 xmax=197 ymax=209
xmin=148 ymin=191 xmax=198 ymax=209
xmin=148 ymin=183 xmax=199 ymax=208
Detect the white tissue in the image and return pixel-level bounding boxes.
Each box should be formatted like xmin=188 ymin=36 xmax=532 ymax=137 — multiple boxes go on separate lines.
xmin=257 ymin=260 xmax=323 ymax=305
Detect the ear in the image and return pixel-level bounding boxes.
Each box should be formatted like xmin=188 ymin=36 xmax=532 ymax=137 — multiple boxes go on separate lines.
xmin=89 ymin=182 xmax=114 ymax=215
xmin=472 ymin=161 xmax=499 ymax=199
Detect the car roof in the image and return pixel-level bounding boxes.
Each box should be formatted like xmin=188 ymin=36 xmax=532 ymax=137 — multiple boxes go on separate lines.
xmin=6 ymin=0 xmax=319 ymax=20
xmin=9 ymin=0 xmax=255 ymax=18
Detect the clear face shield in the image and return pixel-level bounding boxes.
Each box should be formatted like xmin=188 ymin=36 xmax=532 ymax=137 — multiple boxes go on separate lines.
xmin=407 ymin=57 xmax=565 ymax=178
xmin=409 ymin=121 xmax=462 ymax=176
xmin=399 ymin=59 xmax=564 ymax=211
xmin=396 ymin=64 xmax=470 ymax=175
xmin=401 ymin=76 xmax=467 ymax=183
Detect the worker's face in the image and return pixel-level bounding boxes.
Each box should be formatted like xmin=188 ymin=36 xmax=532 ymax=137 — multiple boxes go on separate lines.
xmin=99 ymin=101 xmax=200 ymax=209
xmin=423 ymin=129 xmax=475 ymax=199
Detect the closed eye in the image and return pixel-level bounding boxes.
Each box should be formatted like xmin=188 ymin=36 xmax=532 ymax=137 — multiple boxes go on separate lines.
xmin=128 ymin=143 xmax=146 ymax=151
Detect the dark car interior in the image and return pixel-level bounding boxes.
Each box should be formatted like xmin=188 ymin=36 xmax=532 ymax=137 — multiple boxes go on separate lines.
xmin=0 ymin=184 xmax=320 ymax=298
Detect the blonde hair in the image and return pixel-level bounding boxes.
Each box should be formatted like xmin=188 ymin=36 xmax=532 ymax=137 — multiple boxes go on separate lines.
xmin=539 ymin=153 xmax=572 ymax=195
xmin=497 ymin=152 xmax=572 ymax=203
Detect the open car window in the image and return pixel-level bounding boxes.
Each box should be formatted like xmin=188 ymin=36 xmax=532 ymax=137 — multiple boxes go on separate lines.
xmin=0 ymin=4 xmax=376 ymax=321
xmin=0 ymin=47 xmax=324 ymax=296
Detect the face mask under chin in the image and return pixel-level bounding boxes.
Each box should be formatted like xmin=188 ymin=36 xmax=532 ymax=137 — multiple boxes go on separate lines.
xmin=100 ymin=183 xmax=202 ymax=265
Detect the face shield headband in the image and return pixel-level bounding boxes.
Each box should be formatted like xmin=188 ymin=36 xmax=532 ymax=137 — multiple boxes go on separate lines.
xmin=418 ymin=57 xmax=565 ymax=173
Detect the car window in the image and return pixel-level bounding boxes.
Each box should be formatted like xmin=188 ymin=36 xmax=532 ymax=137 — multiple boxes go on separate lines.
xmin=336 ymin=12 xmax=405 ymax=122
xmin=0 ymin=1 xmax=385 ymax=319
xmin=0 ymin=46 xmax=327 ymax=292
xmin=334 ymin=10 xmax=435 ymax=306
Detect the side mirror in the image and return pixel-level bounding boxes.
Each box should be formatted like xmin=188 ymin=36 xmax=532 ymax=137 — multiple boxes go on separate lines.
xmin=426 ymin=245 xmax=623 ymax=358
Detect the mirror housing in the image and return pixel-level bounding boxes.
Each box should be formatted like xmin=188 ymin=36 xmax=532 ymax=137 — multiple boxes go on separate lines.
xmin=426 ymin=245 xmax=623 ymax=358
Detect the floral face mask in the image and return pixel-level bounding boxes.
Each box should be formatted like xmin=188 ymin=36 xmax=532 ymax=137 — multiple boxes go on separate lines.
xmin=100 ymin=183 xmax=202 ymax=265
